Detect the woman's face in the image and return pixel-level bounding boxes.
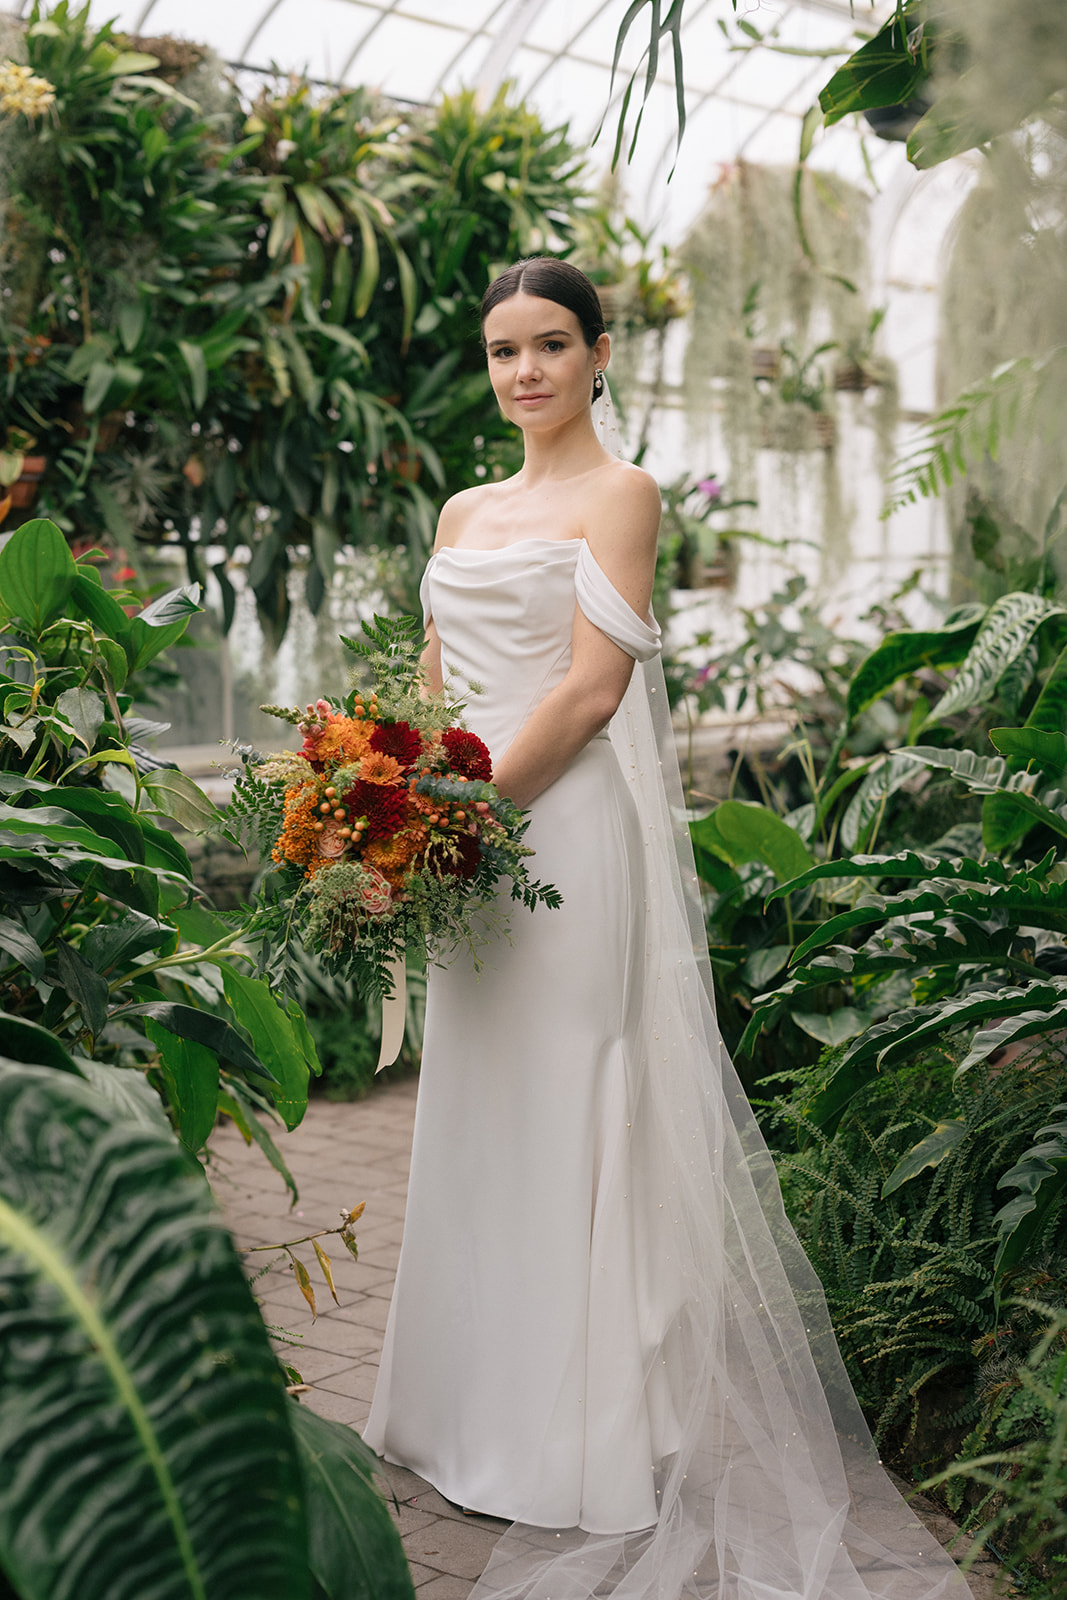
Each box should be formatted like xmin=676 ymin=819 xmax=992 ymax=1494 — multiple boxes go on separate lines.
xmin=483 ymin=292 xmax=609 ymax=434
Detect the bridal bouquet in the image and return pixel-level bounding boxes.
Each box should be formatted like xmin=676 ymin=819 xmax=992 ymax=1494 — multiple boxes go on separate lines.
xmin=231 ymin=615 xmax=561 ymax=1004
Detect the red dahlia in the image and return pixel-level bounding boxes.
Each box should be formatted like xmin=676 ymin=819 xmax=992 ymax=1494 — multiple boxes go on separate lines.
xmin=441 ymin=727 xmax=492 ymax=782
xmin=342 ymin=780 xmax=409 ymax=841
xmin=430 ymin=831 xmax=482 ymax=879
xmin=370 ymin=720 xmax=422 ymax=770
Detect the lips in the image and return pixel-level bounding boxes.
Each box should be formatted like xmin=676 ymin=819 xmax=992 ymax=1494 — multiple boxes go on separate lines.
xmin=514 ymin=393 xmax=552 ymax=405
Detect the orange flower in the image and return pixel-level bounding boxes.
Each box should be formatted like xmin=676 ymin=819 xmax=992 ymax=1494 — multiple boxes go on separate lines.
xmin=358 ymin=750 xmax=404 ymax=786
xmin=272 ymin=782 xmax=323 ymax=869
xmin=302 ymin=713 xmax=373 ymax=766
xmin=364 ymin=820 xmax=429 ymax=887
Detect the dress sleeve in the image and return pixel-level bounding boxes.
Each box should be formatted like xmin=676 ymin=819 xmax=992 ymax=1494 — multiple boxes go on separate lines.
xmin=574 ymin=541 xmax=661 ymax=663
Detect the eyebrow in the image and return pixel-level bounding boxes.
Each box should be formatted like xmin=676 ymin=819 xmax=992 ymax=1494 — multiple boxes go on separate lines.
xmin=487 ymin=329 xmax=573 ymax=347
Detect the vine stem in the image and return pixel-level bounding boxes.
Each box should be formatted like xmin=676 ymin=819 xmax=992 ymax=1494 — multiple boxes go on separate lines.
xmin=107 ymin=935 xmax=252 ymax=993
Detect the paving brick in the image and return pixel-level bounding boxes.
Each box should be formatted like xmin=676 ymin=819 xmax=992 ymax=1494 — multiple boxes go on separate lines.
xmin=414 ymin=1577 xmax=475 ymax=1600
xmin=403 ymin=1519 xmax=500 ymax=1580
xmin=313 ymin=1362 xmax=381 ymax=1403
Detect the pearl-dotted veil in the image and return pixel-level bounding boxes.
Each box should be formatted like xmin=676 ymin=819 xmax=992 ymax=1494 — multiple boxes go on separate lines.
xmin=465 ymin=404 xmax=972 ymax=1600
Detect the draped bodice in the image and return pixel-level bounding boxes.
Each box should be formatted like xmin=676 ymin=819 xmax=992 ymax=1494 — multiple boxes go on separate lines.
xmin=421 ymin=537 xmax=661 ymax=758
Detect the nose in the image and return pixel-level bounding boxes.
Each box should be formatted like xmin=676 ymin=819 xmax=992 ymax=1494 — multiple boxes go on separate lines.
xmin=516 ymin=345 xmax=542 ymax=384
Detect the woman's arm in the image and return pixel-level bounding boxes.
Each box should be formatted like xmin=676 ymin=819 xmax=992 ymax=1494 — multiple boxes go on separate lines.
xmin=490 ymin=468 xmax=661 ymax=809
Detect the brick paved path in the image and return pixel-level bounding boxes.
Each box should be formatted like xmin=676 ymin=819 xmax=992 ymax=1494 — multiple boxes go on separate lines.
xmin=210 ymin=1080 xmax=1009 ymax=1600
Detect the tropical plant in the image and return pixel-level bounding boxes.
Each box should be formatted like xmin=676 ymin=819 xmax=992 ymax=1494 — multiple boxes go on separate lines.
xmin=0 ymin=518 xmax=319 ymax=1184
xmin=1 ymin=5 xmax=627 ymax=631
xmin=759 ymin=1039 xmax=1067 ymax=1576
xmin=925 ymin=1302 xmax=1067 ymax=1596
xmin=0 ymin=516 xmax=414 ymax=1596
xmin=0 ymin=1049 xmax=414 ymax=1600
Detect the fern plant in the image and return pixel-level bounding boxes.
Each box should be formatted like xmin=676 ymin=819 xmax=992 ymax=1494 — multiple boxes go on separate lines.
xmin=885 ymin=348 xmax=1067 ymax=514
xmin=762 ymin=1048 xmax=1067 ymax=1471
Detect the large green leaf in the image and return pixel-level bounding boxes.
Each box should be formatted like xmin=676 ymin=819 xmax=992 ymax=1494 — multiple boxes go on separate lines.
xmin=0 ymin=519 xmax=76 ymax=634
xmin=690 ymin=801 xmax=814 ymax=886
xmin=992 ymin=1108 xmax=1067 ymax=1279
xmin=290 ymin=1405 xmax=414 ymax=1600
xmin=0 ymin=802 xmax=128 ymax=860
xmin=80 ymin=911 xmax=174 ymax=976
xmin=141 ymin=769 xmax=222 ymax=833
xmin=789 ymin=863 xmax=1067 ymax=964
xmin=145 ymin=1019 xmax=220 ymax=1152
xmin=845 ymin=609 xmax=983 ymax=721
xmin=0 ymin=1059 xmax=309 ymax=1600
xmin=53 ymin=938 xmax=109 ymax=1037
xmin=118 ymin=1002 xmax=279 ymax=1085
xmin=956 ymin=1004 xmax=1067 ymax=1075
xmin=790 ymin=1008 xmax=871 ymax=1048
xmin=921 ymin=593 xmax=1065 ymax=729
xmin=1025 ymin=639 xmax=1067 ymax=735
xmin=0 ymin=1015 xmax=82 ymax=1074
xmin=767 ymin=848 xmax=1019 ymax=902
xmin=988 ymin=726 xmax=1067 ymax=779
xmin=44 ymin=787 xmax=146 ymax=866
xmin=839 ymin=753 xmax=921 ymax=852
xmin=890 ymin=746 xmax=1067 ymax=844
xmin=0 ymin=913 xmax=45 ymax=979
xmin=221 ymin=966 xmax=312 ymax=1130
xmin=818 ymin=4 xmax=929 ymax=127
xmin=883 ymin=1119 xmax=967 ymax=1196
xmin=801 ymin=981 xmax=1067 ymax=1129
xmin=69 ymin=571 xmax=134 ymax=657
xmin=127 ymin=585 xmax=202 ymax=673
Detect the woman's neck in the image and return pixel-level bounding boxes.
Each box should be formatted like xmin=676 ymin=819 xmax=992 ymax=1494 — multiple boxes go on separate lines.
xmin=518 ymin=413 xmax=610 ymax=487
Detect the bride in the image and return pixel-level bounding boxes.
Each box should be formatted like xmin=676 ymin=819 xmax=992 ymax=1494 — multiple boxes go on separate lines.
xmin=363 ymin=258 xmax=972 ymax=1600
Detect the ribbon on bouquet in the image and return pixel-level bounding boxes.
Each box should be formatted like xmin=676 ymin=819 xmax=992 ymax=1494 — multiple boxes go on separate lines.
xmin=375 ymin=954 xmax=407 ymax=1073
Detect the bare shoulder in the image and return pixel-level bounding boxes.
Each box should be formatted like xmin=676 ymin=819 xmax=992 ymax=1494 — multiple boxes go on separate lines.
xmin=434 ymin=484 xmax=493 ymax=550
xmin=584 ymin=461 xmax=661 ymax=560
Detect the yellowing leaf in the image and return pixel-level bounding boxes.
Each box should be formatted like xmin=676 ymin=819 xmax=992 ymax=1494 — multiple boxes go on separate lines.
xmin=313 ymin=1240 xmax=339 ymax=1306
xmin=292 ymin=1256 xmax=316 ymax=1319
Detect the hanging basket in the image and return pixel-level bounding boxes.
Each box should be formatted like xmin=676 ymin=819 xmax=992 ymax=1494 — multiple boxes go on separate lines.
xmin=7 ymin=456 xmax=47 ymax=508
xmin=834 ymin=361 xmax=880 ymax=393
xmin=750 ymin=346 xmax=782 ymax=382
xmin=759 ymin=408 xmax=836 ymax=452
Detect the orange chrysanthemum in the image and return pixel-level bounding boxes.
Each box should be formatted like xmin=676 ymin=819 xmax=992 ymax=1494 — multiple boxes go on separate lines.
xmin=364 ymin=821 xmax=429 ymax=887
xmin=358 ymin=750 xmax=404 ymax=786
xmin=272 ymin=782 xmax=323 ymax=869
xmin=302 ymin=713 xmax=373 ymax=767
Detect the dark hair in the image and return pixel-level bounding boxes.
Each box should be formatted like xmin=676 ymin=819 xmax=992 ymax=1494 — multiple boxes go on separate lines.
xmin=480 ymin=257 xmax=606 ymax=348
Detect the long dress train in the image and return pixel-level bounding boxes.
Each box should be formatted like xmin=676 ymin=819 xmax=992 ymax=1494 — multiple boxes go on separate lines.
xmin=363 ymin=537 xmax=972 ymax=1600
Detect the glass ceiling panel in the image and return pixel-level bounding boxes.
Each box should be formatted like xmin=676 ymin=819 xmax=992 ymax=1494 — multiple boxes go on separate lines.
xmin=7 ymin=0 xmax=906 ymax=236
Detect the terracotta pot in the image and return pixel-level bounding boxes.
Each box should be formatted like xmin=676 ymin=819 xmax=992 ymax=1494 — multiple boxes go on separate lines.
xmin=8 ymin=456 xmax=47 ymax=508
xmin=750 ymin=346 xmax=782 ymax=382
xmin=759 ymin=409 xmax=837 ymax=452
xmin=66 ymin=402 xmax=126 ymax=449
xmin=834 ymin=362 xmax=876 ymax=392
xmin=812 ymin=412 xmax=836 ymax=450
xmin=384 ymin=443 xmax=422 ymax=483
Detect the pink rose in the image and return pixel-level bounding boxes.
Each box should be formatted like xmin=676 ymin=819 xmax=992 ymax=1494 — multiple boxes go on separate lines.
xmin=360 ymin=867 xmax=393 ymax=916
xmin=316 ymin=819 xmax=348 ymax=859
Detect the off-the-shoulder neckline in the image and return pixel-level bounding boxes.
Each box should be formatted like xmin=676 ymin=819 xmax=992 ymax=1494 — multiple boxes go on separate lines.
xmin=429 ymin=536 xmax=584 ymax=561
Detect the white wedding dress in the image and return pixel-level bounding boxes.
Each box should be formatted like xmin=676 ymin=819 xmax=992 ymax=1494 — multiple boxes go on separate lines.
xmin=364 ymin=538 xmax=972 ymax=1600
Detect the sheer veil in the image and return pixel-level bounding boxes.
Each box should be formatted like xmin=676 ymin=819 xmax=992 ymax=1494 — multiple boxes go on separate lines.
xmin=466 ymin=394 xmax=973 ymax=1600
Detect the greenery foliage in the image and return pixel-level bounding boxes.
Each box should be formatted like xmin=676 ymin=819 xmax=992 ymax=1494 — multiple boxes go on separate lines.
xmin=0 ymin=516 xmax=319 ymax=1182
xmin=0 ymin=516 xmax=415 ymax=1594
xmin=0 ymin=4 xmax=633 ymax=631
xmin=685 ymin=513 xmax=1067 ymax=1580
